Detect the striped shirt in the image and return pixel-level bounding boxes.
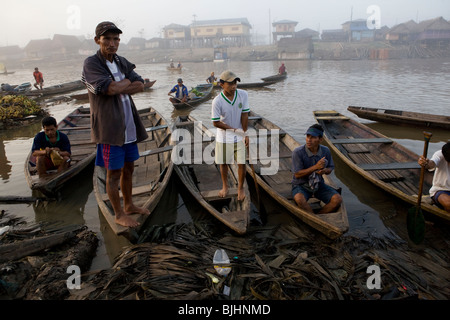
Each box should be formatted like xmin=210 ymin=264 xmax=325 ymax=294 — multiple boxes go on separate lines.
xmin=106 ymin=60 xmax=136 ymax=144
xmin=211 ymin=89 xmax=250 ymax=143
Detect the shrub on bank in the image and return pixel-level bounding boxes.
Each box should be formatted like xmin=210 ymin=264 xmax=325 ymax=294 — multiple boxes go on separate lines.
xmin=0 ymin=95 xmax=45 ymax=121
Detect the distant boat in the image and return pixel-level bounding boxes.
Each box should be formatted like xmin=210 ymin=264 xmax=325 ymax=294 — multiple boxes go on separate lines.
xmin=167 ymin=66 xmax=182 ymax=72
xmin=25 ymin=80 xmax=85 ymax=97
xmin=170 ymin=84 xmax=213 ymax=110
xmin=144 ymin=79 xmax=156 ymax=89
xmin=0 ymin=71 xmax=15 ymax=75
xmin=261 ymin=72 xmax=287 ymax=83
xmin=347 ymin=106 xmax=450 ymax=130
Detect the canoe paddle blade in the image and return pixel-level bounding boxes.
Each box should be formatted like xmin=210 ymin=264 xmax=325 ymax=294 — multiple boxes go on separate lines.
xmin=407 ymin=206 xmax=425 ymax=244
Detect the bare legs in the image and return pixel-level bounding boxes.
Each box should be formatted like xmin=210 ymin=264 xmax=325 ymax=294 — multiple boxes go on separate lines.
xmin=106 ymin=161 xmax=149 ymax=228
xmin=218 ymin=164 xmax=246 ymax=201
xmin=294 ymin=193 xmax=342 ymax=214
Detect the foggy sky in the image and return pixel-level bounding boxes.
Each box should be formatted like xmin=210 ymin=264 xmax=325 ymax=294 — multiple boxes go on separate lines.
xmin=1 ymin=0 xmax=449 ymax=47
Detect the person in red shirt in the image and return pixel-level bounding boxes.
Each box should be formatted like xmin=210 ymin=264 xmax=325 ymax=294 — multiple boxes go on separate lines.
xmin=33 ymin=67 xmax=44 ymax=90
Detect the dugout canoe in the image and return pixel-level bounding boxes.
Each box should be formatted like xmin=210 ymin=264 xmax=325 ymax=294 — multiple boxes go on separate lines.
xmin=172 ymin=115 xmax=251 ymax=234
xmin=246 ymin=111 xmax=349 ymax=239
xmin=261 ymin=72 xmax=287 ymax=82
xmin=347 ymin=106 xmax=450 ymax=130
xmin=93 ymin=107 xmax=173 ymax=240
xmin=25 ymin=80 xmax=85 ymax=97
xmin=24 ymin=106 xmax=96 ymax=196
xmin=171 ymin=84 xmax=213 ymax=110
xmin=314 ymin=110 xmax=449 ymax=222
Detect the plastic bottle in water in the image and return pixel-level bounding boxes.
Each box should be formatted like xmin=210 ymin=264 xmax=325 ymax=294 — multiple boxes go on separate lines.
xmin=213 ymin=248 xmax=231 ymax=276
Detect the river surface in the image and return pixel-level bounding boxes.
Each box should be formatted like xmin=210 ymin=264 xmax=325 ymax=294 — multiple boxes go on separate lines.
xmin=1 ymin=58 xmax=449 ymax=271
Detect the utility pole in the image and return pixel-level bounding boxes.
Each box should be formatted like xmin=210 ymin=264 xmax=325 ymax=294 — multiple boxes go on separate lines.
xmin=269 ymin=9 xmax=271 ymax=45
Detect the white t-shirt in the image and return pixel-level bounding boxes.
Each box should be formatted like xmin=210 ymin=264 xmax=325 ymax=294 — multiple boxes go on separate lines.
xmin=211 ymin=89 xmax=250 ymax=143
xmin=106 ymin=60 xmax=136 ymax=144
xmin=429 ymin=150 xmax=450 ymax=197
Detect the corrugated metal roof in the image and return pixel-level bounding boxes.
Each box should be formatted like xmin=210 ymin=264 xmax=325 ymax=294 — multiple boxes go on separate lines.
xmin=191 ymin=18 xmax=251 ymax=28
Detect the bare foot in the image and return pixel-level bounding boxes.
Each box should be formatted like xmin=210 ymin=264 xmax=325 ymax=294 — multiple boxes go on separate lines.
xmin=124 ymin=205 xmax=150 ymax=216
xmin=237 ymin=187 xmax=246 ymax=201
xmin=218 ymin=187 xmax=229 ymax=198
xmin=115 ymin=215 xmax=140 ymax=228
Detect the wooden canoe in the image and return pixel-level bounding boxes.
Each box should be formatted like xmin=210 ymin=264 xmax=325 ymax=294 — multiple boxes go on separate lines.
xmin=261 ymin=72 xmax=287 ymax=82
xmin=144 ymin=79 xmax=156 ymax=89
xmin=245 ymin=111 xmax=349 ymax=239
xmin=172 ymin=115 xmax=251 ymax=234
xmin=93 ymin=107 xmax=173 ymax=239
xmin=167 ymin=66 xmax=182 ymax=72
xmin=206 ymin=81 xmax=276 ymax=89
xmin=24 ymin=106 xmax=96 ymax=196
xmin=347 ymin=106 xmax=450 ymax=130
xmin=26 ymin=80 xmax=85 ymax=97
xmin=313 ymin=110 xmax=449 ymax=222
xmin=171 ymin=84 xmax=213 ymax=110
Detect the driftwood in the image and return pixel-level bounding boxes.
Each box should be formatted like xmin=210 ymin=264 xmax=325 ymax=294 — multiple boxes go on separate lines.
xmin=0 ymin=229 xmax=80 ymax=263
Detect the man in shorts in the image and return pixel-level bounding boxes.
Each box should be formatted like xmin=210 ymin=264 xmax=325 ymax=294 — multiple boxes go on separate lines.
xmin=418 ymin=142 xmax=450 ymax=212
xmin=211 ymin=70 xmax=250 ymax=201
xmin=82 ymin=21 xmax=149 ymax=228
xmin=291 ymin=124 xmax=342 ymax=214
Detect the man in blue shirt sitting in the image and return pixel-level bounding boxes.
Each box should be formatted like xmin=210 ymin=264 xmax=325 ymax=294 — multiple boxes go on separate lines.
xmin=168 ymin=78 xmax=189 ymax=104
xmin=291 ymin=124 xmax=342 ymax=214
xmin=31 ymin=116 xmax=71 ymax=177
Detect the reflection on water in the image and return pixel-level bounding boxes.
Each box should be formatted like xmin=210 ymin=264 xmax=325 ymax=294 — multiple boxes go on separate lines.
xmin=1 ymin=57 xmax=450 ymax=269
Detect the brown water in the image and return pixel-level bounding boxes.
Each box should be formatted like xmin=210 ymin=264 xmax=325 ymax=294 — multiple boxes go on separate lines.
xmin=1 ymin=58 xmax=449 ymax=270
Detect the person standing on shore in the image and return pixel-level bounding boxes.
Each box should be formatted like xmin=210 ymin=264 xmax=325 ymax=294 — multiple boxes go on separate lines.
xmin=418 ymin=142 xmax=450 ymax=212
xmin=211 ymin=70 xmax=250 ymax=201
xmin=82 ymin=21 xmax=149 ymax=228
xmin=33 ymin=67 xmax=44 ymax=90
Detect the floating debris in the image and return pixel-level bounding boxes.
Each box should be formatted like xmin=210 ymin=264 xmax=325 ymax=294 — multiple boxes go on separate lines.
xmin=73 ymin=220 xmax=450 ymax=300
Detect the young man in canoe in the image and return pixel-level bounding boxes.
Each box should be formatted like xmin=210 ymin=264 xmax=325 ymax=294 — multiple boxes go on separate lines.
xmin=418 ymin=142 xmax=450 ymax=212
xmin=291 ymin=124 xmax=342 ymax=214
xmin=31 ymin=116 xmax=71 ymax=177
xmin=212 ymin=70 xmax=250 ymax=201
xmin=168 ymin=78 xmax=189 ymax=104
xmin=82 ymin=21 xmax=149 ymax=228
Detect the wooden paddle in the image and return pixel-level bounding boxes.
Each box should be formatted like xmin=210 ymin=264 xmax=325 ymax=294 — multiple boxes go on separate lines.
xmin=407 ymin=131 xmax=432 ymax=244
xmin=248 ymin=151 xmax=267 ymax=224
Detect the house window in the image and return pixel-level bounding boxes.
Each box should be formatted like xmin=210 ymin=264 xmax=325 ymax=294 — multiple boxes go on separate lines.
xmin=207 ymin=28 xmax=213 ymax=32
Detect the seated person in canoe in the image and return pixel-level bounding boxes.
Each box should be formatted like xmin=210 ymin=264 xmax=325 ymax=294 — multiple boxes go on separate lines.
xmin=31 ymin=116 xmax=71 ymax=176
xmin=291 ymin=124 xmax=342 ymax=214
xmin=418 ymin=142 xmax=450 ymax=212
xmin=168 ymin=78 xmax=190 ymax=104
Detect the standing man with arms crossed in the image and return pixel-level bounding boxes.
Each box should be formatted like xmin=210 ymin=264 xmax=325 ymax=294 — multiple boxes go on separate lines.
xmin=82 ymin=21 xmax=149 ymax=228
xmin=212 ymin=71 xmax=250 ymax=201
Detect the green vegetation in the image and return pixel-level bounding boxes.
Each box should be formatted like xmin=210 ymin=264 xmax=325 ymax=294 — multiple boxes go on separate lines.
xmin=0 ymin=95 xmax=45 ymax=121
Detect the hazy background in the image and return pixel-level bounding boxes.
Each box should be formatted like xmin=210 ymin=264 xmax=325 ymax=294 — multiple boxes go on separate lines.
xmin=1 ymin=0 xmax=449 ymax=47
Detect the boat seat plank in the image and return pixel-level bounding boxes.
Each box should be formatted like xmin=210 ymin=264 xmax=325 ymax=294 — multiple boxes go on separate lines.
xmin=146 ymin=125 xmax=168 ymax=132
xmin=59 ymin=126 xmax=91 ymax=131
xmin=329 ymin=138 xmax=392 ymax=144
xmin=201 ymin=188 xmax=238 ymax=201
xmin=358 ymin=162 xmax=420 ymax=171
xmin=101 ymin=184 xmax=156 ymax=201
xmin=139 ymin=145 xmax=173 ymax=157
xmin=315 ymin=116 xmax=349 ymax=120
xmin=335 ymin=135 xmax=369 ymax=153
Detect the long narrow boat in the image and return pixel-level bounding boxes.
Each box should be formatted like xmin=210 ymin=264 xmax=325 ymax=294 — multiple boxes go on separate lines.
xmin=314 ymin=110 xmax=449 ymax=222
xmin=261 ymin=72 xmax=287 ymax=82
xmin=246 ymin=111 xmax=349 ymax=239
xmin=24 ymin=106 xmax=95 ymax=196
xmin=172 ymin=115 xmax=250 ymax=234
xmin=204 ymin=81 xmax=276 ymax=89
xmin=347 ymin=106 xmax=450 ymax=130
xmin=25 ymin=80 xmax=85 ymax=97
xmin=171 ymin=84 xmax=213 ymax=110
xmin=93 ymin=107 xmax=173 ymax=239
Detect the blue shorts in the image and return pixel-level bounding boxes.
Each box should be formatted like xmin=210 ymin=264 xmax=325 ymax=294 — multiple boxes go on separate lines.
xmin=292 ymin=182 xmax=338 ymax=204
xmin=433 ymin=190 xmax=450 ymax=209
xmin=96 ymin=143 xmax=140 ymax=171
